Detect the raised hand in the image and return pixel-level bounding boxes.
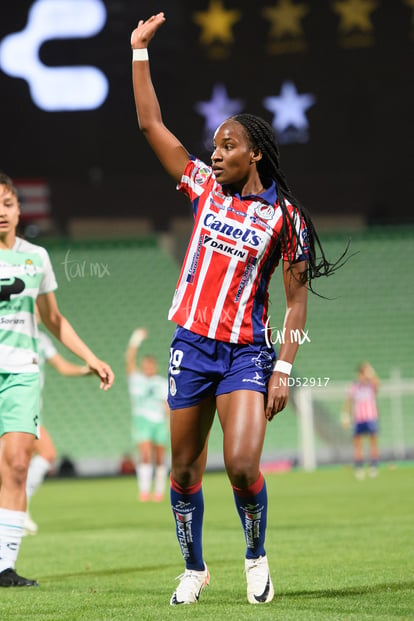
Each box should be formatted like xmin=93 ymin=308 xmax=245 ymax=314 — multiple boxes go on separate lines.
xmin=131 ymin=12 xmax=166 ymax=49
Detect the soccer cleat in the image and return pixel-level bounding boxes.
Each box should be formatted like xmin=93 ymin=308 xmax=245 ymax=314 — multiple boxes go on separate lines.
xmin=368 ymin=466 xmax=378 ymax=478
xmin=0 ymin=568 xmax=39 ymax=587
xmin=138 ymin=492 xmax=150 ymax=502
xmin=355 ymin=468 xmax=365 ymax=480
xmin=170 ymin=563 xmax=209 ymax=605
xmin=23 ymin=512 xmax=39 ymax=536
xmin=245 ymin=555 xmax=274 ymax=604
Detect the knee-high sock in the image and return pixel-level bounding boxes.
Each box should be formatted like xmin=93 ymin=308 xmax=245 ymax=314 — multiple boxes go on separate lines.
xmin=154 ymin=464 xmax=167 ymax=497
xmin=26 ymin=455 xmax=53 ymax=500
xmin=232 ymin=473 xmax=268 ymax=559
xmin=136 ymin=463 xmax=153 ymax=495
xmin=0 ymin=508 xmax=25 ymax=572
xmin=170 ymin=476 xmax=204 ymax=570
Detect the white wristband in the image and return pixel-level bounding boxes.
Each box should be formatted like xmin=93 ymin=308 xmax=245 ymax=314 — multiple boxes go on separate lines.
xmin=132 ymin=48 xmax=149 ymax=62
xmin=274 ymin=360 xmax=292 ymax=375
xmin=129 ymin=333 xmax=144 ymax=348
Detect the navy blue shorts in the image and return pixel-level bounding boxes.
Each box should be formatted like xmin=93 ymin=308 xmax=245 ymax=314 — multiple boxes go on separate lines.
xmin=354 ymin=421 xmax=378 ymax=436
xmin=167 ymin=326 xmax=276 ymax=410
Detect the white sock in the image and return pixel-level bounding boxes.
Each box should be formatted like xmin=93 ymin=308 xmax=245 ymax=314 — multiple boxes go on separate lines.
xmin=154 ymin=464 xmax=167 ymax=497
xmin=0 ymin=508 xmax=25 ymax=572
xmin=26 ymin=455 xmax=53 ymax=499
xmin=137 ymin=463 xmax=153 ymax=494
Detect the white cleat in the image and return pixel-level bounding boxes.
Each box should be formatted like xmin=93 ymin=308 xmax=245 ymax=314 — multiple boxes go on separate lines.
xmin=170 ymin=563 xmax=209 ymax=605
xmin=245 ymin=555 xmax=274 ymax=604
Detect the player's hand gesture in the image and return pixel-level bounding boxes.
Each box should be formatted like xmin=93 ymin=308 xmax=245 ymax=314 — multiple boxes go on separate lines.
xmin=87 ymin=358 xmax=115 ymax=391
xmin=131 ymin=12 xmax=166 ymax=49
xmin=265 ymin=372 xmax=289 ymax=421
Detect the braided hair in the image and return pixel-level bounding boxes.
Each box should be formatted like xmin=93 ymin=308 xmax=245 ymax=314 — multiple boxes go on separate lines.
xmin=231 ymin=113 xmax=349 ymax=291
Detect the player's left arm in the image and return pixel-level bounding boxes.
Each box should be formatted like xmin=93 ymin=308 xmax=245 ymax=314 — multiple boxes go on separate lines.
xmin=266 ymin=260 xmax=308 ymax=421
xmin=125 ymin=328 xmax=147 ymax=374
xmin=37 ymin=291 xmax=114 ymax=390
xmin=47 ymin=353 xmax=91 ymax=377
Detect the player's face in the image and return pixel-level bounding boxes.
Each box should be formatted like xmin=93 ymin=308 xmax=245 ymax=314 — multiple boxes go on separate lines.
xmin=211 ymin=121 xmax=255 ymax=187
xmin=0 ymin=185 xmax=20 ymax=238
xmin=142 ymin=357 xmax=157 ymax=377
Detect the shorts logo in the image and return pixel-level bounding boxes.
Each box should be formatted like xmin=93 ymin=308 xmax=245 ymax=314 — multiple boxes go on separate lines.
xmin=251 ymin=351 xmax=273 ymax=371
xmin=169 ymin=377 xmax=177 ymax=396
xmin=242 ymin=372 xmax=265 ymax=387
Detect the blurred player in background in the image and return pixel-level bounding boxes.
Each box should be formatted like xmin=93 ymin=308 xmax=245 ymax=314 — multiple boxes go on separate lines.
xmin=125 ymin=328 xmax=169 ymax=502
xmin=24 ymin=312 xmax=92 ymax=536
xmin=341 ymin=362 xmax=380 ymax=479
xmin=0 ymin=171 xmax=114 ymax=587
xmin=130 ymin=13 xmax=345 ymax=606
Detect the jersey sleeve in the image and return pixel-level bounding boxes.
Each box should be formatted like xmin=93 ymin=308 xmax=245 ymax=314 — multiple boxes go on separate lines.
xmin=38 ymin=330 xmax=58 ymax=361
xmin=38 ymin=247 xmax=58 ymax=294
xmin=177 ymin=157 xmax=215 ymax=218
xmin=281 ymin=205 xmax=309 ymax=263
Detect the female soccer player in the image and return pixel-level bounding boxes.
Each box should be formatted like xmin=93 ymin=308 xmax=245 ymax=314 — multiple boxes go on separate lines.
xmin=125 ymin=328 xmax=169 ymax=502
xmin=24 ymin=317 xmax=93 ymax=536
xmin=0 ymin=172 xmax=114 ymax=587
xmin=341 ymin=362 xmax=380 ymax=479
xmin=131 ymin=12 xmax=341 ymax=606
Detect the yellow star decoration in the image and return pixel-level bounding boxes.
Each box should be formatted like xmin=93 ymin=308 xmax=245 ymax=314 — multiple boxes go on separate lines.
xmin=333 ymin=0 xmax=378 ymax=34
xmin=193 ymin=0 xmax=242 ymax=45
xmin=262 ymin=0 xmax=309 ymax=38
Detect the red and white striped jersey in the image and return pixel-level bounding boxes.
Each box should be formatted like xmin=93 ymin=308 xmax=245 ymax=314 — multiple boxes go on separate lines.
xmin=348 ymin=381 xmax=379 ymax=423
xmin=168 ymin=157 xmax=308 ymax=344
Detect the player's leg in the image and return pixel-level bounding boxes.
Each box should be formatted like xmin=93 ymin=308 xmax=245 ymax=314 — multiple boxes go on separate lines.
xmin=169 ymin=397 xmax=215 ymax=605
xmin=151 ymin=417 xmax=169 ymax=501
xmin=368 ymin=430 xmax=379 ymax=477
xmin=136 ymin=439 xmax=153 ymax=501
xmin=353 ymin=425 xmax=365 ymax=479
xmin=0 ymin=373 xmax=40 ymax=586
xmin=217 ymin=389 xmax=274 ymax=604
xmin=25 ymin=425 xmax=57 ymax=533
xmin=0 ymin=432 xmax=38 ymax=586
xmin=153 ymin=444 xmax=168 ymax=502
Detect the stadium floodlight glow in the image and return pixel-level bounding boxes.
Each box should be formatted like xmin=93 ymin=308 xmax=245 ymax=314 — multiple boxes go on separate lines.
xmin=0 ymin=0 xmax=108 ymax=111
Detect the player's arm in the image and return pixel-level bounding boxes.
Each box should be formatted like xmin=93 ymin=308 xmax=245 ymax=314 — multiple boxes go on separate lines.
xmin=125 ymin=328 xmax=147 ymax=374
xmin=131 ymin=12 xmax=190 ymax=183
xmin=365 ymin=363 xmax=380 ymax=390
xmin=341 ymin=397 xmax=352 ymax=429
xmin=37 ymin=291 xmax=114 ymax=390
xmin=164 ymin=400 xmax=171 ymax=428
xmin=47 ymin=353 xmax=91 ymax=377
xmin=266 ymin=260 xmax=308 ymax=421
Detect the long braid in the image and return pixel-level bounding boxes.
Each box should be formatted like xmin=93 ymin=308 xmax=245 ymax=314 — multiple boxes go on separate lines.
xmin=231 ymin=114 xmax=349 ymax=291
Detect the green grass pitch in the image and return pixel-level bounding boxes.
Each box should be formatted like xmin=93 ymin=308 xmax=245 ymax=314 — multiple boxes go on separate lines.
xmin=2 ymin=466 xmax=413 ymax=621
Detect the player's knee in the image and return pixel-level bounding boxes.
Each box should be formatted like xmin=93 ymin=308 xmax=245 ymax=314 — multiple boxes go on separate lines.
xmin=6 ymin=460 xmax=29 ymax=488
xmin=226 ymin=458 xmax=258 ymax=489
xmin=170 ymin=464 xmax=200 ymax=489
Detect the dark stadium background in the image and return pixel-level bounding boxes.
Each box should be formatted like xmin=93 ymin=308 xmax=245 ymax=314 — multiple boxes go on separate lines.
xmin=1 ymin=1 xmax=413 ymax=472
xmin=0 ymin=0 xmax=413 ymax=232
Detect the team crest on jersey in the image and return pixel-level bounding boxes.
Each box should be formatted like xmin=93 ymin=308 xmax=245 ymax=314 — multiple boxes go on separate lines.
xmin=24 ymin=259 xmax=37 ymax=277
xmin=255 ymin=204 xmax=275 ymax=221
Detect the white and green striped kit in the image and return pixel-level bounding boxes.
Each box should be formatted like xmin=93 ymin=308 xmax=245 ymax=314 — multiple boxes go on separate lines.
xmin=0 ymin=237 xmax=57 ymax=374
